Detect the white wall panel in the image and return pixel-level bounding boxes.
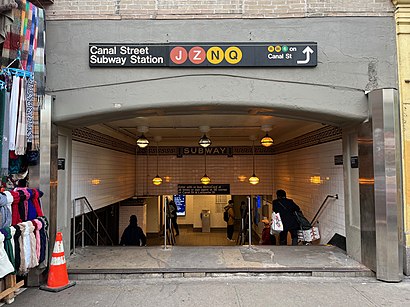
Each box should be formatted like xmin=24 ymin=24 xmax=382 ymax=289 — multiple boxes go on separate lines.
xmin=72 ymin=141 xmax=136 ymax=214
xmin=274 ymin=140 xmax=345 ymax=244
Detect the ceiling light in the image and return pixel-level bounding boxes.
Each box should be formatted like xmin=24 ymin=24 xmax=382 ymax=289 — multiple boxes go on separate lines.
xmin=200 ymin=151 xmax=211 ymax=184
xmin=152 ymin=137 xmax=162 ymax=185
xmin=261 ymin=133 xmax=274 ymax=147
xmin=249 ymin=137 xmax=259 ymax=185
xmin=137 ymin=126 xmax=149 ymax=148
xmin=137 ymin=134 xmax=149 ymax=148
xmin=198 ymin=134 xmax=211 ymax=148
xmin=260 ymin=125 xmax=274 ymax=147
xmin=198 ymin=126 xmax=212 ymax=148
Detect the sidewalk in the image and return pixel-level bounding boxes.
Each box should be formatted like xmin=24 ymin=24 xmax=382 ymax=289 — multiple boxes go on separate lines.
xmin=67 ymin=245 xmax=372 ymax=279
xmin=10 ymin=275 xmax=410 ymax=307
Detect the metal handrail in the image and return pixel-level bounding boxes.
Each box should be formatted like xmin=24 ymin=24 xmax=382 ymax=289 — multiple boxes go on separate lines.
xmin=310 ymin=194 xmax=338 ymax=225
xmin=72 ymin=196 xmax=114 ymax=254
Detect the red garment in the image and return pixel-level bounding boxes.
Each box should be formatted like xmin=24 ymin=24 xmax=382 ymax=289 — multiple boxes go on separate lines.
xmin=32 ymin=189 xmax=43 ymax=217
xmin=15 ymin=187 xmax=30 ymax=220
xmin=10 ymin=190 xmax=22 ymax=225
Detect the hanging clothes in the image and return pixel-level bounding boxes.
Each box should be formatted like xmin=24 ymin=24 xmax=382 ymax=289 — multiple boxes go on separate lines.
xmin=0 ymin=232 xmax=14 ymax=278
xmin=18 ymin=221 xmax=30 ymax=275
xmin=0 ymin=89 xmax=5 ymax=173
xmin=37 ymin=216 xmax=47 ymax=265
xmin=16 ymin=189 xmax=26 ymax=221
xmin=0 ymin=192 xmax=12 ymax=228
xmin=15 ymin=77 xmax=27 ymax=155
xmin=32 ymin=218 xmax=41 ymax=262
xmin=27 ymin=221 xmax=38 ymax=268
xmin=25 ymin=78 xmax=34 ymax=143
xmin=1 ymin=5 xmax=22 ymax=67
xmin=13 ymin=224 xmax=21 ymax=273
xmin=31 ymin=188 xmax=43 ymax=217
xmin=8 ymin=75 xmax=20 ymax=151
xmin=31 ymin=81 xmax=39 ymax=150
xmin=1 ymin=90 xmax=10 ymax=176
xmin=0 ymin=227 xmax=15 ymax=273
xmin=10 ymin=189 xmax=21 ymax=225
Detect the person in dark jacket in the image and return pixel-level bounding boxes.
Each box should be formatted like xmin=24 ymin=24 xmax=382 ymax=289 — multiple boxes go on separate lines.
xmin=120 ymin=215 xmax=147 ymax=246
xmin=272 ymin=189 xmax=300 ymax=246
xmin=169 ymin=200 xmax=179 ymax=236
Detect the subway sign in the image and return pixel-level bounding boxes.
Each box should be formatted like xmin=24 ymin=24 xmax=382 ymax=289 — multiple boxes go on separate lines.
xmin=89 ymin=42 xmax=317 ymax=67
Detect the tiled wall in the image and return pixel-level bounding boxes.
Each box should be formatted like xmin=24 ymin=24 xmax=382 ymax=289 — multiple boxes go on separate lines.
xmin=136 ymin=154 xmax=274 ymax=195
xmin=72 ymin=141 xmax=136 ymax=214
xmin=72 ymin=139 xmax=345 ymax=244
xmin=274 ymin=140 xmax=345 ymax=244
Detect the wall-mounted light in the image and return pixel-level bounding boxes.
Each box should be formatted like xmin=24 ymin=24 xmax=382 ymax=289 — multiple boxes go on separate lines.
xmin=136 ymin=126 xmax=149 ymax=148
xmin=198 ymin=125 xmax=211 ymax=148
xmin=260 ymin=125 xmax=274 ymax=147
xmin=152 ymin=136 xmax=162 ymax=185
xmin=249 ymin=136 xmax=259 ymax=185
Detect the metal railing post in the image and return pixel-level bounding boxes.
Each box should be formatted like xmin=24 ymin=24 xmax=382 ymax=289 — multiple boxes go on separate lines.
xmin=81 ymin=199 xmax=85 ymax=248
xmin=248 ymin=196 xmax=252 ymax=248
xmin=164 ymin=197 xmax=168 ymax=250
xmin=96 ymin=219 xmax=99 ymax=246
xmin=73 ymin=199 xmax=76 ymax=254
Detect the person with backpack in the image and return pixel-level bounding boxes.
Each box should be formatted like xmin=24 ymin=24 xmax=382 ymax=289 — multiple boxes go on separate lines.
xmin=272 ymin=189 xmax=300 ymax=246
xmin=224 ymin=200 xmax=235 ymax=242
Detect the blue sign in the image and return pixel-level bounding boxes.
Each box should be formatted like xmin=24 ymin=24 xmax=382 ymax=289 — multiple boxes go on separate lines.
xmin=173 ymin=195 xmax=186 ymax=217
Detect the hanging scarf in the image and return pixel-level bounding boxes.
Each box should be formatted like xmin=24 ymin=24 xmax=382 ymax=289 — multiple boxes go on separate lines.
xmin=10 ymin=190 xmax=21 ymax=225
xmin=0 ymin=89 xmax=5 ymax=172
xmin=4 ymin=191 xmax=13 ymax=225
xmin=0 ymin=1 xmax=17 ymax=44
xmin=18 ymin=221 xmax=30 ymax=275
xmin=27 ymin=221 xmax=38 ymax=268
xmin=8 ymin=75 xmax=20 ymax=151
xmin=25 ymin=78 xmax=34 ymax=143
xmin=34 ymin=8 xmax=45 ymax=97
xmin=37 ymin=216 xmax=47 ymax=264
xmin=0 ymin=227 xmax=15 ymax=273
xmin=26 ymin=4 xmax=36 ymax=72
xmin=31 ymin=81 xmax=39 ymax=150
xmin=12 ymin=225 xmax=20 ymax=272
xmin=31 ymin=188 xmax=43 ymax=217
xmin=32 ymin=219 xmax=41 ymax=262
xmin=16 ymin=189 xmax=26 ymax=222
xmin=0 ymin=192 xmax=11 ymax=228
xmin=0 ymin=232 xmax=14 ymax=278
xmin=1 ymin=91 xmax=10 ymax=176
xmin=15 ymin=77 xmax=27 ymax=155
xmin=26 ymin=188 xmax=37 ymax=220
xmin=1 ymin=5 xmax=22 ymax=67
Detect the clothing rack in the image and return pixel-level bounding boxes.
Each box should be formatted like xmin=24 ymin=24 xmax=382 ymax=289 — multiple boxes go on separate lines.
xmin=1 ymin=67 xmax=33 ymax=79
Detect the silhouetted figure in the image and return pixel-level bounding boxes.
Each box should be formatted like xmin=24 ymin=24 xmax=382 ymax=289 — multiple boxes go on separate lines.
xmin=120 ymin=215 xmax=147 ymax=246
xmin=169 ymin=200 xmax=179 ymax=236
xmin=272 ymin=189 xmax=300 ymax=246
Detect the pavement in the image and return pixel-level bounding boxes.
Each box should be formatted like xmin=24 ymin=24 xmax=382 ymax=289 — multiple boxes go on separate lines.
xmin=67 ymin=245 xmax=372 ymax=278
xmin=10 ymin=276 xmax=410 ymax=307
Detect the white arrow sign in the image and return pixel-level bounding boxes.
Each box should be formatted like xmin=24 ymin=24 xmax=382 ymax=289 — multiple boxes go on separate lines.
xmin=297 ymin=46 xmax=314 ymax=64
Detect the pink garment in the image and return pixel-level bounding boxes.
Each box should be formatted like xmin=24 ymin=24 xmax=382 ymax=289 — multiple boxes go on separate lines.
xmin=14 ymin=187 xmax=30 ymax=220
xmin=32 ymin=219 xmax=42 ymax=262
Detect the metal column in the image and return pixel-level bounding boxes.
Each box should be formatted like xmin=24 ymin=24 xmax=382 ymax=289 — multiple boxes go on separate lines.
xmin=368 ymin=89 xmax=403 ymax=282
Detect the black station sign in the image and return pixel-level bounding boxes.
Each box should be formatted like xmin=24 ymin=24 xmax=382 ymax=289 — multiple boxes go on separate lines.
xmin=178 ymin=184 xmax=230 ymax=195
xmin=177 ymin=147 xmax=233 ymax=157
xmin=89 ymin=42 xmax=317 ymax=67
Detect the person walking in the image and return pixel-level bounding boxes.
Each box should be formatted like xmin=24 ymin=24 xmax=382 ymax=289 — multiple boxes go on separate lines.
xmin=224 ymin=200 xmax=235 ymax=242
xmin=120 ymin=215 xmax=147 ymax=246
xmin=272 ymin=189 xmax=300 ymax=246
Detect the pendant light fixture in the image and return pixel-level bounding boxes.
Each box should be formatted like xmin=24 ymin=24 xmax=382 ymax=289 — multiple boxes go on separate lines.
xmin=136 ymin=126 xmax=150 ymax=148
xmin=198 ymin=126 xmax=212 ymax=148
xmin=260 ymin=125 xmax=274 ymax=147
xmin=249 ymin=137 xmax=260 ymax=185
xmin=152 ymin=136 xmax=162 ymax=185
xmin=200 ymin=151 xmax=211 ymax=184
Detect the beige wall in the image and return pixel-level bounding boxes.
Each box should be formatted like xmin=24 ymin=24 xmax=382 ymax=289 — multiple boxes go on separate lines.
xmin=45 ymin=0 xmax=394 ymax=20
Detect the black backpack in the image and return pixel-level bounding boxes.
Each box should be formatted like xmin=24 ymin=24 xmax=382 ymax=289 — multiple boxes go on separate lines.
xmin=223 ymin=210 xmax=229 ymax=222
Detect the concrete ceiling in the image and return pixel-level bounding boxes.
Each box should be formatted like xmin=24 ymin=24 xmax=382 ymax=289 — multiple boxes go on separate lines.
xmin=91 ymin=113 xmax=325 ymax=146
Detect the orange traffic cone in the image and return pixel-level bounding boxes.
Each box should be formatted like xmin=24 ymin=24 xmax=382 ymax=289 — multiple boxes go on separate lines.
xmin=40 ymin=232 xmax=76 ymax=292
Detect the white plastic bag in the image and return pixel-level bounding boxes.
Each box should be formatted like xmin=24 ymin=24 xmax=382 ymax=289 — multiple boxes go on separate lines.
xmin=270 ymin=212 xmax=283 ymax=235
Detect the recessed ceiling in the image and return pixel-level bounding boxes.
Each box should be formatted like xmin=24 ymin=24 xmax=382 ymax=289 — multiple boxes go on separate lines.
xmin=92 ymin=113 xmax=325 ymax=146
